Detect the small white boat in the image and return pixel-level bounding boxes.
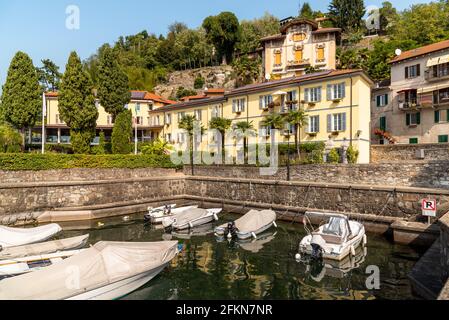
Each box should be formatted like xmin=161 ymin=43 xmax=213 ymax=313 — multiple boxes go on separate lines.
xmin=0 ymin=249 xmax=84 ymax=278
xmin=215 ymin=210 xmax=277 ymax=240
xmin=0 ymin=224 xmax=62 ymax=249
xmin=0 ymin=234 xmax=89 ymax=260
xmin=298 ymin=212 xmax=367 ymax=261
xmin=144 ymin=205 xmax=199 ymax=224
xmin=162 ymin=208 xmax=222 ymax=231
xmin=0 ymin=241 xmax=179 ymax=300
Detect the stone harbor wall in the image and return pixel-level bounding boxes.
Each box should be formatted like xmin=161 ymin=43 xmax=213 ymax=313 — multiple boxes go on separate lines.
xmin=186 ymin=162 xmax=449 ymax=190
xmin=371 ymin=144 xmax=449 ymax=163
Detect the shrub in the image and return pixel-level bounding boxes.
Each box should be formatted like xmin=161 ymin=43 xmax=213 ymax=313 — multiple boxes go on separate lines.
xmin=141 ymin=139 xmax=173 ymax=156
xmin=194 ymin=76 xmax=205 ymax=89
xmin=175 ymin=87 xmax=197 ymax=100
xmin=45 ymin=144 xmax=74 ymax=154
xmin=112 ymin=110 xmax=132 ymax=154
xmin=0 ymin=124 xmax=22 ymax=153
xmin=347 ymin=145 xmax=359 ymax=164
xmin=327 ymin=148 xmax=340 ymax=164
xmin=0 ymin=153 xmax=180 ymax=171
xmin=91 ymin=132 xmax=107 ymax=155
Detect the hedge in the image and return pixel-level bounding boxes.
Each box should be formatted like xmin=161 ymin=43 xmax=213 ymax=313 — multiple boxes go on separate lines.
xmin=0 ymin=153 xmax=180 ymax=171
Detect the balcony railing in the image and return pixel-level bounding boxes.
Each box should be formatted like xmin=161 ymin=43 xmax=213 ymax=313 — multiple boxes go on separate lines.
xmin=425 ymin=65 xmax=449 ymax=81
xmin=398 ymin=99 xmax=419 ymax=110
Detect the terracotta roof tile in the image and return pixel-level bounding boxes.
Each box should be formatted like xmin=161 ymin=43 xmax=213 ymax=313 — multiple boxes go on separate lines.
xmin=390 ymin=39 xmax=449 ymax=64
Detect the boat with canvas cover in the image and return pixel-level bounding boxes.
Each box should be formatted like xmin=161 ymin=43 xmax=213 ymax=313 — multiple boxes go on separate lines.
xmin=0 ymin=234 xmax=88 ymax=260
xmin=0 ymin=249 xmax=84 ymax=278
xmin=298 ymin=211 xmax=367 ymax=261
xmin=145 ymin=205 xmax=198 ymax=224
xmin=214 ymin=210 xmax=277 ymax=240
xmin=162 ymin=208 xmax=222 ymax=231
xmin=0 ymin=224 xmax=62 ymax=249
xmin=0 ymin=241 xmax=179 ymax=300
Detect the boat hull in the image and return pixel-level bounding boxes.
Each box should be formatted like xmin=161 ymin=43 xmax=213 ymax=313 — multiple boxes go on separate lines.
xmin=236 ymin=221 xmax=276 ymax=240
xmin=173 ymin=209 xmax=221 ymax=231
xmin=145 ymin=206 xmax=198 ymax=224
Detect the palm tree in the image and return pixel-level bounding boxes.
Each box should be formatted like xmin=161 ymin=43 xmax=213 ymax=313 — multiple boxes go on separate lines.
xmin=262 ymin=114 xmax=284 ymax=131
xmin=235 ymin=121 xmax=255 ymax=161
xmin=209 ymin=117 xmax=232 ymax=156
xmin=179 ymin=115 xmax=204 ymax=173
xmin=285 ymin=110 xmax=308 ymax=157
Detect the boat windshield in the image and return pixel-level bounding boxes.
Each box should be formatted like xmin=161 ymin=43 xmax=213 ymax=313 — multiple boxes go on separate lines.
xmin=322 ymin=217 xmax=348 ymax=237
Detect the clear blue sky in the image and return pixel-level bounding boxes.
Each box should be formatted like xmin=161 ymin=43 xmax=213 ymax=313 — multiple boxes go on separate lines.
xmin=0 ymin=0 xmax=432 ymax=88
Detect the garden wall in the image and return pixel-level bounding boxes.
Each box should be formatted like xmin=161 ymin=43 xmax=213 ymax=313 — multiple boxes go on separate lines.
xmin=371 ymin=144 xmax=449 ymax=163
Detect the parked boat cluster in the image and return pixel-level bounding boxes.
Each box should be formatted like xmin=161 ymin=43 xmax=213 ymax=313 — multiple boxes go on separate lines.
xmin=0 ymin=204 xmax=367 ymax=300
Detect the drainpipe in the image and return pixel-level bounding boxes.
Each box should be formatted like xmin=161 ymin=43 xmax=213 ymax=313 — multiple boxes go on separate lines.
xmin=350 ymin=77 xmax=353 ymax=147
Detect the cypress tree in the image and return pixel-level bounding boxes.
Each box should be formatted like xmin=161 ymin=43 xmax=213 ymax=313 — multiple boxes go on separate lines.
xmin=111 ymin=109 xmax=132 ymax=154
xmin=59 ymin=51 xmax=98 ymax=154
xmin=0 ymin=51 xmax=41 ymax=146
xmin=97 ymin=47 xmax=131 ymax=119
xmin=328 ymin=0 xmax=366 ymax=32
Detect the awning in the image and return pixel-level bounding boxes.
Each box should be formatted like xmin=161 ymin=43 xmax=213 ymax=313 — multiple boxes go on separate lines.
xmin=272 ymin=90 xmax=287 ymax=96
xmin=397 ymin=88 xmax=415 ymax=94
xmin=427 ymin=54 xmax=449 ymax=67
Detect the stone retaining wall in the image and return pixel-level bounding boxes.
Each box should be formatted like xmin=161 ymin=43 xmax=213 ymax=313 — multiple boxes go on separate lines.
xmin=371 ymin=144 xmax=449 ymax=163
xmin=187 ymin=162 xmax=449 ymax=190
xmin=440 ymin=214 xmax=449 ymax=283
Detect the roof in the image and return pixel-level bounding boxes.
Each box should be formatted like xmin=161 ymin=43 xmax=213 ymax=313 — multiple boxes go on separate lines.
xmin=390 ymin=39 xmax=449 ymax=64
xmin=205 ymin=88 xmax=225 ymax=94
xmin=45 ymin=92 xmax=58 ymax=98
xmin=280 ymin=18 xmax=319 ymax=33
xmin=260 ymin=34 xmax=286 ymax=42
xmin=151 ymin=96 xmax=226 ymax=113
xmin=180 ymin=95 xmax=208 ymax=102
xmin=312 ymin=27 xmax=341 ymax=34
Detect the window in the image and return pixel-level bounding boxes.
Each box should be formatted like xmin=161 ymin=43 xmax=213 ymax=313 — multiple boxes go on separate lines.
xmin=177 ymin=133 xmax=186 ymax=144
xmin=308 ymin=115 xmax=320 ymax=133
xmin=438 ymin=135 xmax=449 ymax=143
xmin=194 ymin=109 xmax=202 ymax=121
xmin=376 ymin=94 xmax=389 ymax=107
xmin=435 ymin=110 xmax=441 ymax=123
xmin=405 ymin=64 xmax=420 ymax=79
xmin=295 ymin=49 xmax=303 ymax=62
xmin=327 ymin=83 xmax=346 ymax=100
xmin=151 ymin=116 xmax=160 ymax=126
xmin=406 ymin=112 xmax=421 ymax=126
xmin=286 ymin=90 xmax=298 ymax=110
xmin=304 ymin=87 xmax=322 ymax=103
xmin=135 ymin=103 xmax=141 ymax=114
xmin=409 ymin=138 xmax=418 ymax=144
xmin=165 ymin=133 xmax=172 ymax=143
xmin=165 ymin=113 xmax=172 ymax=125
xmin=317 ymin=47 xmax=325 ymax=61
xmin=149 ymin=102 xmax=154 ymax=111
xmin=178 ymin=112 xmax=186 ymax=122
xmin=259 ymin=95 xmax=273 ymax=110
xmin=274 ymin=50 xmax=282 ymax=65
xmin=293 ymin=33 xmax=306 ymax=42
xmin=259 ymin=125 xmax=270 ymax=137
xmin=134 ymin=116 xmax=143 ymax=125
xmin=327 ymin=113 xmax=346 ymax=132
xmin=211 ymin=105 xmax=221 ymax=118
xmin=284 ymin=123 xmax=295 ymax=135
xmin=434 ymin=88 xmax=449 ymax=105
xmin=107 ymin=115 xmax=114 ymax=125
xmin=232 ymin=98 xmax=246 ymax=113
xmin=378 ymin=117 xmax=386 ymax=131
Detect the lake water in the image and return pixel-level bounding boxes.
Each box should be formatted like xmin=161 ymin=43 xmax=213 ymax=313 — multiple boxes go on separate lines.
xmin=58 ymin=212 xmax=422 ymax=300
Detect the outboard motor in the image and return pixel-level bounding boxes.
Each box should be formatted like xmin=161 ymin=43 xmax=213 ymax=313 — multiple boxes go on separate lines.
xmin=225 ymin=221 xmax=237 ymax=239
xmin=164 ymin=205 xmax=172 ymax=216
xmin=310 ymin=243 xmax=323 ymax=260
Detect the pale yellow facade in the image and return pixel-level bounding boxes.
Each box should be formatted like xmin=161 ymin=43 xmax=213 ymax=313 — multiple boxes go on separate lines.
xmin=149 ymin=70 xmax=373 ymax=164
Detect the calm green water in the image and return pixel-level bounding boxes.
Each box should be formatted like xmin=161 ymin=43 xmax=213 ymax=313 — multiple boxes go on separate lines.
xmin=58 ymin=212 xmax=422 ymax=300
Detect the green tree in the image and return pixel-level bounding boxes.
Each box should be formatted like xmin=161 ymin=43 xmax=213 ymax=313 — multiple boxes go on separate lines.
xmin=0 ymin=51 xmax=42 ymax=148
xmin=262 ymin=113 xmax=284 ymax=131
xmin=235 ymin=120 xmax=255 ymax=161
xmin=194 ymin=75 xmax=205 ymax=89
xmin=328 ymin=148 xmax=340 ymax=164
xmin=0 ymin=123 xmax=22 ymax=153
xmin=111 ymin=109 xmax=132 ymax=154
xmin=232 ymin=55 xmax=262 ymax=87
xmin=238 ymin=13 xmax=279 ymax=54
xmin=141 ymin=139 xmax=173 ymax=156
xmin=175 ymin=87 xmax=197 ymax=100
xmin=285 ymin=110 xmax=308 ymax=157
xmin=37 ymin=59 xmax=62 ymax=92
xmin=179 ymin=115 xmax=204 ymax=171
xmin=328 ymin=0 xmax=366 ymax=32
xmin=59 ymin=51 xmax=98 ymax=154
xmin=209 ymin=117 xmax=232 ymax=155
xmin=299 ymin=2 xmax=314 ymax=19
xmin=203 ymin=12 xmax=241 ymax=65
xmin=97 ymin=46 xmax=131 ymax=119
xmin=378 ymin=1 xmax=398 ymax=33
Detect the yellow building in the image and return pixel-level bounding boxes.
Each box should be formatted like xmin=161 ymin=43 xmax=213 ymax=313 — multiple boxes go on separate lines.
xmin=29 ymin=91 xmax=175 ymax=145
xmin=261 ymin=18 xmax=340 ymax=80
xmin=149 ymin=69 xmax=374 ymax=164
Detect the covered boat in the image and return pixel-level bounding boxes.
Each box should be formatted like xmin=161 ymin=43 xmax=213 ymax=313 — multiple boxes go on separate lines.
xmin=0 ymin=224 xmax=62 ymax=249
xmin=0 ymin=249 xmax=84 ymax=278
xmin=0 ymin=234 xmax=89 ymax=260
xmin=0 ymin=241 xmax=179 ymax=300
xmin=298 ymin=212 xmax=367 ymax=261
xmin=162 ymin=208 xmax=222 ymax=231
xmin=145 ymin=205 xmax=198 ymax=224
xmin=215 ymin=210 xmax=277 ymax=240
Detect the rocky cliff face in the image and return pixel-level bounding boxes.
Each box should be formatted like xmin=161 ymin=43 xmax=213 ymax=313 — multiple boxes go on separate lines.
xmin=154 ymin=66 xmax=236 ymax=99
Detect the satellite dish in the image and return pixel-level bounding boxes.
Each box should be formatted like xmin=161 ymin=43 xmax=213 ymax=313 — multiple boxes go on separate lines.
xmin=395 ymin=49 xmax=402 ymax=56
xmin=265 ymin=73 xmax=271 ymax=80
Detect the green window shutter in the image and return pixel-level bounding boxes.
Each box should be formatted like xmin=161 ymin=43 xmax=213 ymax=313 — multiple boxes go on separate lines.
xmin=435 ymin=110 xmax=440 ymax=123
xmin=447 ymin=109 xmax=449 ymax=122
xmin=409 ymin=138 xmax=418 ymax=144
xmin=438 ymin=135 xmax=449 ymax=143
xmin=416 ymin=112 xmax=421 ymax=125
xmin=384 ymin=94 xmax=389 ymax=105
xmin=376 ymin=96 xmax=381 ymax=107
xmin=380 ymin=116 xmax=386 ymax=131
xmin=406 ymin=114 xmax=410 ymax=126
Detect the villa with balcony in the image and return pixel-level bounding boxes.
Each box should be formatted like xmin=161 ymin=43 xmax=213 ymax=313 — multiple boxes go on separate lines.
xmin=371 ymin=39 xmax=449 ymax=145
xmin=260 ymin=17 xmax=340 ymax=80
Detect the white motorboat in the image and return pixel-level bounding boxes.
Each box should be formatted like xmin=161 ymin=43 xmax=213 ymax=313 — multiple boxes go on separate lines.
xmin=0 ymin=241 xmax=179 ymax=300
xmin=0 ymin=249 xmax=84 ymax=278
xmin=162 ymin=208 xmax=222 ymax=231
xmin=298 ymin=212 xmax=367 ymax=261
xmin=215 ymin=210 xmax=277 ymax=240
xmin=144 ymin=205 xmax=198 ymax=224
xmin=0 ymin=234 xmax=89 ymax=260
xmin=0 ymin=223 xmax=62 ymax=249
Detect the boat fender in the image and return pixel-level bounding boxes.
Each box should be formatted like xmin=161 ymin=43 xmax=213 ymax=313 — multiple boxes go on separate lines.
xmin=273 ymin=221 xmax=278 ymax=228
xmin=213 ymin=214 xmax=219 ymax=221
xmin=350 ymin=245 xmax=356 ymax=256
xmin=251 ymin=232 xmax=257 ymax=239
xmin=188 ymin=222 xmax=193 ymax=229
xmin=227 ymin=233 xmax=233 ymax=239
xmin=363 ymin=235 xmax=367 ymax=246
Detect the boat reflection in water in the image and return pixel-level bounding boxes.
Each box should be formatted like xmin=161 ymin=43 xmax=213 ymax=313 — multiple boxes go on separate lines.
xmin=165 ymin=223 xmax=215 ymax=240
xmin=216 ymin=231 xmax=277 ymax=253
xmin=298 ymin=245 xmax=368 ymax=283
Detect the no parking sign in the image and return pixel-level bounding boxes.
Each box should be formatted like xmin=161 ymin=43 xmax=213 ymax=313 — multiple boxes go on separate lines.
xmin=421 ymin=199 xmax=437 ymax=217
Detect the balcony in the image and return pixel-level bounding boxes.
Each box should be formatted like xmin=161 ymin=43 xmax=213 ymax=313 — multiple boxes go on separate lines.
xmin=398 ymin=100 xmax=420 ymax=110
xmin=286 ymin=59 xmax=310 ymax=70
xmin=425 ymin=63 xmax=449 ymax=82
